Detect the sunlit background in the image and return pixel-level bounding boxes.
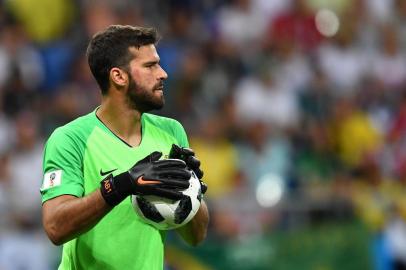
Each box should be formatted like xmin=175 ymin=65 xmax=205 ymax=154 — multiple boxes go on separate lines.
xmin=1 ymin=0 xmax=406 ymax=269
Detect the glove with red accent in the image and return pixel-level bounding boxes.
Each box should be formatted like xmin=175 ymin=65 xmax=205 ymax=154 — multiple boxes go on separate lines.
xmin=169 ymin=144 xmax=208 ymax=195
xmin=100 ymin=151 xmax=191 ymax=206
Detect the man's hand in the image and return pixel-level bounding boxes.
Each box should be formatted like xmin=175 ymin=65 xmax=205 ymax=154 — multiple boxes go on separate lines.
xmin=169 ymin=144 xmax=207 ymax=194
xmin=100 ymin=151 xmax=191 ymax=206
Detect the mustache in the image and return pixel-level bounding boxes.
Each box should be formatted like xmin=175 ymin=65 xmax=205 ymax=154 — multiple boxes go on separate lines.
xmin=154 ymin=82 xmax=164 ymax=89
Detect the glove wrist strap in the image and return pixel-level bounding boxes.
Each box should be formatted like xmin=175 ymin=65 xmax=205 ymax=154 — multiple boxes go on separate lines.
xmin=100 ymin=173 xmax=129 ymax=206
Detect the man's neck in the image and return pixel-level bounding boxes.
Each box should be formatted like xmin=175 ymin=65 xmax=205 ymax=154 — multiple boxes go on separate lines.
xmin=96 ymin=97 xmax=143 ymax=147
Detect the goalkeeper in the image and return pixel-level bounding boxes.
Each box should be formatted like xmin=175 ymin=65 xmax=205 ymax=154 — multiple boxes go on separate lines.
xmin=40 ymin=25 xmax=209 ymax=270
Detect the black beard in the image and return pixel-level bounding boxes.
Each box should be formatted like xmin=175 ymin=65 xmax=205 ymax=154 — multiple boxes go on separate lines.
xmin=126 ymin=76 xmax=164 ymax=113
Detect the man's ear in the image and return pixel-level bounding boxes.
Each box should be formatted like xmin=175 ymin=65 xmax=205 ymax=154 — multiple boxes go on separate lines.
xmin=109 ymin=67 xmax=128 ymax=89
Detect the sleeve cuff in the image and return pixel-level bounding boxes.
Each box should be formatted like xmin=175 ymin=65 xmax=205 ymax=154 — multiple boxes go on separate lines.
xmin=41 ymin=184 xmax=84 ymax=203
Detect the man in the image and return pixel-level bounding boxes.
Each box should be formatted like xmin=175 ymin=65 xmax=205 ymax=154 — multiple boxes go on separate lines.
xmin=41 ymin=25 xmax=209 ymax=270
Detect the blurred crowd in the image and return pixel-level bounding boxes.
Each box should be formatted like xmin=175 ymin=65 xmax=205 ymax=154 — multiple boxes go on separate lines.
xmin=1 ymin=0 xmax=406 ymax=269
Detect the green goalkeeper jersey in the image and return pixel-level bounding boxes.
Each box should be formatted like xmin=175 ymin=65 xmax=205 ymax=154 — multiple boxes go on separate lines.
xmin=40 ymin=109 xmax=189 ymax=270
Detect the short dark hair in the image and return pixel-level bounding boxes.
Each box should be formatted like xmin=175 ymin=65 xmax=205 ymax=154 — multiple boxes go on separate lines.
xmin=86 ymin=25 xmax=160 ymax=94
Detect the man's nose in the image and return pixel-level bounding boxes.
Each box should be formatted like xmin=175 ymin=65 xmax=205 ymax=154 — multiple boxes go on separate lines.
xmin=158 ymin=66 xmax=168 ymax=80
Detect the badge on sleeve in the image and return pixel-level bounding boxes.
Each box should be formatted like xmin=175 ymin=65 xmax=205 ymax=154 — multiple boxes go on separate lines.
xmin=41 ymin=170 xmax=62 ymax=190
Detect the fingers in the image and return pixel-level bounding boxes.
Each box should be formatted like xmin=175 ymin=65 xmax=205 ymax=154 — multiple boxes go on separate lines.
xmin=159 ymin=178 xmax=190 ymax=189
xmin=154 ymin=159 xmax=186 ymax=169
xmin=195 ymin=168 xmax=204 ymax=179
xmin=139 ymin=151 xmax=162 ymax=164
xmin=179 ymin=147 xmax=195 ymax=156
xmin=186 ymin=157 xmax=204 ymax=178
xmin=155 ymin=169 xmax=191 ymax=180
xmin=184 ymin=156 xmax=204 ymax=178
xmin=200 ymin=180 xmax=208 ymax=194
xmin=169 ymin=144 xmax=195 ymax=159
xmin=148 ymin=151 xmax=163 ymax=162
xmin=186 ymin=156 xmax=200 ymax=168
xmin=169 ymin=144 xmax=182 ymax=159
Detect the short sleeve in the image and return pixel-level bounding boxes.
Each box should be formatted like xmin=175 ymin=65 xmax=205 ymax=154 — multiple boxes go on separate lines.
xmin=172 ymin=120 xmax=189 ymax=148
xmin=40 ymin=128 xmax=85 ymax=203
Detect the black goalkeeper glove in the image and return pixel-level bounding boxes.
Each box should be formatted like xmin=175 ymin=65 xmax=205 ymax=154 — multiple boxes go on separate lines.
xmin=169 ymin=144 xmax=207 ymax=194
xmin=100 ymin=151 xmax=191 ymax=206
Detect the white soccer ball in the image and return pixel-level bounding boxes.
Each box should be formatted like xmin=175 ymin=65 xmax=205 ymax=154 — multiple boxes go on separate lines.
xmin=131 ymin=170 xmax=202 ymax=230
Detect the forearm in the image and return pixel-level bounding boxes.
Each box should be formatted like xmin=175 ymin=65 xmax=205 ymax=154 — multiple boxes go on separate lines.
xmin=177 ymin=200 xmax=209 ymax=246
xmin=42 ymin=189 xmax=112 ymax=245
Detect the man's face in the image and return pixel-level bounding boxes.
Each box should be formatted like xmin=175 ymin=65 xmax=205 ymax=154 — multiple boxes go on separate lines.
xmin=126 ymin=44 xmax=168 ymax=112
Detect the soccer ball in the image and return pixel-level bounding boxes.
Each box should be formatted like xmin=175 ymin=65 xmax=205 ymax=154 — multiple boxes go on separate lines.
xmin=131 ymin=171 xmax=202 ymax=230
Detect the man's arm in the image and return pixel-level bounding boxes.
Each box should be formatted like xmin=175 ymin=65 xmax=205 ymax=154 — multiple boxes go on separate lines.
xmin=42 ymin=152 xmax=191 ymax=246
xmin=42 ymin=190 xmax=111 ymax=246
xmin=176 ymin=200 xmax=209 ymax=246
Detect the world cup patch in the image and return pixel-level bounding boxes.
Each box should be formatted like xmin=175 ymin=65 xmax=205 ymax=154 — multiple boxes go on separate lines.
xmin=41 ymin=170 xmax=62 ymax=190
